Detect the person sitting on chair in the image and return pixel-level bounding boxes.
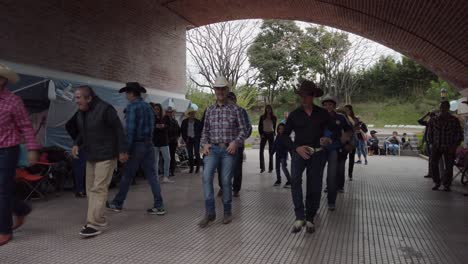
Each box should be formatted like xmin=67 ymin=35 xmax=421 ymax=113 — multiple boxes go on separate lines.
xmin=401 ymin=133 xmax=413 ymax=150
xmin=367 ymin=130 xmax=379 ymax=155
xmin=385 ymin=131 xmax=401 ymax=156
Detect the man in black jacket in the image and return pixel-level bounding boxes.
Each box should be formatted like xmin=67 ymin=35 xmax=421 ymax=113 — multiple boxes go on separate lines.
xmin=181 ymin=108 xmax=202 ymax=173
xmin=72 ymin=85 xmax=128 ymax=238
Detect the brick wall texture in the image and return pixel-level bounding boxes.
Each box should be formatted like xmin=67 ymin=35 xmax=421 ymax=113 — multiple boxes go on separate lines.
xmin=1 ymin=0 xmax=467 ymax=92
xmin=0 ymin=0 xmax=187 ymax=94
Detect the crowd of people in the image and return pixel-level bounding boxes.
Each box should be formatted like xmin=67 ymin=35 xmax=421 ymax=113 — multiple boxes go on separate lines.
xmin=0 ymin=63 xmax=465 ymax=246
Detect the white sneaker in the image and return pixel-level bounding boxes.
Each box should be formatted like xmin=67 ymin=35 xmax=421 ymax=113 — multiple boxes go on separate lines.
xmin=162 ymin=177 xmax=174 ymax=183
xmin=291 ymin=220 xmax=305 ymax=233
xmin=306 ymin=221 xmax=315 ymax=233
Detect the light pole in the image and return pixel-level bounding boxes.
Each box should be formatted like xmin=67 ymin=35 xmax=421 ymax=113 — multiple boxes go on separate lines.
xmin=440 ymin=87 xmax=447 ymax=101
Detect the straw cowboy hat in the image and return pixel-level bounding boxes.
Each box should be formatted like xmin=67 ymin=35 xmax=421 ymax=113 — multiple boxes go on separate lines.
xmin=321 ymin=95 xmax=339 ymax=105
xmin=119 ymin=82 xmax=147 ymax=93
xmin=212 ymin=76 xmax=230 ymax=89
xmin=294 ymin=80 xmax=324 ymax=97
xmin=0 ymin=64 xmax=19 ymax=84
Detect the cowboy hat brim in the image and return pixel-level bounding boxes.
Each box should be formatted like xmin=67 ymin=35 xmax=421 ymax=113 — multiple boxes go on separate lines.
xmin=119 ymin=86 xmax=147 ymax=93
xmin=0 ymin=65 xmax=19 ymax=84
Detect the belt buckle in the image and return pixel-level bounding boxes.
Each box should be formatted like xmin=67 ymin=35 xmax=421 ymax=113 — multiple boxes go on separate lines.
xmin=307 ymin=147 xmax=322 ymax=154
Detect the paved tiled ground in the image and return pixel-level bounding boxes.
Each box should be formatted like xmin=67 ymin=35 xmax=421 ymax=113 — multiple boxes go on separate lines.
xmin=2 ymin=150 xmax=467 ymax=264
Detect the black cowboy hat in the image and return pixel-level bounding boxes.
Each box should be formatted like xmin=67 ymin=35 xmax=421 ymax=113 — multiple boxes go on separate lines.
xmin=294 ymin=80 xmax=324 ymax=97
xmin=370 ymin=130 xmax=377 ymax=134
xmin=119 ymin=82 xmax=147 ymax=94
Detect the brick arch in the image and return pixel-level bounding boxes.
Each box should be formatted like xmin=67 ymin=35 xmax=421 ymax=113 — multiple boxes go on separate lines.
xmin=162 ymin=0 xmax=468 ymax=90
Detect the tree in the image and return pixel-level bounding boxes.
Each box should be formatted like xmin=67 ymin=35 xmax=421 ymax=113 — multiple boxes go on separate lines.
xmin=187 ymin=20 xmax=260 ymax=89
xmin=248 ymin=20 xmax=303 ymax=103
xmin=296 ymin=25 xmax=351 ymax=97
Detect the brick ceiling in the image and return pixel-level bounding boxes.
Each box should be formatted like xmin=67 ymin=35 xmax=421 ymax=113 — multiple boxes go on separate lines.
xmin=160 ymin=0 xmax=468 ymax=90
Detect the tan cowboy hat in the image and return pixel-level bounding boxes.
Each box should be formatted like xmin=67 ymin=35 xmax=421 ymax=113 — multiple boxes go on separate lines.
xmin=321 ymin=95 xmax=339 ymax=105
xmin=294 ymin=80 xmax=324 ymax=97
xmin=185 ymin=107 xmax=197 ymax=116
xmin=0 ymin=64 xmax=19 ymax=84
xmin=212 ymin=76 xmax=230 ymax=89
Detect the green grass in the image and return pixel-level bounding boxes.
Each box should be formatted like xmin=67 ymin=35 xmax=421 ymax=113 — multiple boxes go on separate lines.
xmin=248 ymin=98 xmax=438 ymax=128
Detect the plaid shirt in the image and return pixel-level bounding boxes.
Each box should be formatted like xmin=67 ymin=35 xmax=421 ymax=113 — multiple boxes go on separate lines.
xmin=201 ymin=103 xmax=248 ymax=146
xmin=427 ymin=114 xmax=463 ymax=149
xmin=125 ymin=98 xmax=154 ymax=148
xmin=0 ymin=89 xmax=41 ymax=150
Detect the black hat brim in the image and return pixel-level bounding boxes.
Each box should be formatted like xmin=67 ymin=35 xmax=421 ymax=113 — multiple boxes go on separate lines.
xmin=119 ymin=86 xmax=147 ymax=93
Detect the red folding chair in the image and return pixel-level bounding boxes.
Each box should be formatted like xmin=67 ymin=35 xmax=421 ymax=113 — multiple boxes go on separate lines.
xmin=15 ymin=160 xmax=55 ymax=201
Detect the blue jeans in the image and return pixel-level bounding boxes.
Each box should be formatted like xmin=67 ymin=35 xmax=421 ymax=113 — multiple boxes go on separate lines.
xmin=325 ymin=150 xmax=338 ymax=205
xmin=202 ymin=145 xmax=235 ymax=216
xmin=275 ymin=154 xmax=291 ymax=183
xmin=73 ymin=150 xmax=87 ymax=193
xmin=0 ymin=146 xmax=32 ymax=235
xmin=290 ymin=151 xmax=326 ymax=221
xmin=112 ymin=142 xmax=164 ymax=209
xmin=387 ymin=144 xmax=399 ymax=155
xmin=357 ymin=140 xmax=367 ymax=160
xmin=155 ymin=146 xmax=170 ymax=177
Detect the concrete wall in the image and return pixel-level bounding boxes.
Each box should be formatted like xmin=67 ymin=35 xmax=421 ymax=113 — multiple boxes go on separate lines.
xmin=0 ymin=0 xmax=187 ymax=95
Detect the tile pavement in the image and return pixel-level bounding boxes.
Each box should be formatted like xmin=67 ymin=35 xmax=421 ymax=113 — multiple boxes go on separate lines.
xmin=1 ymin=150 xmax=467 ymax=264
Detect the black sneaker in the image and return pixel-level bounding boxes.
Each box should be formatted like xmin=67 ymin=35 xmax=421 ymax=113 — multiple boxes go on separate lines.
xmin=79 ymin=225 xmax=101 ymax=237
xmin=328 ymin=204 xmax=336 ymax=211
xmin=356 ymin=160 xmax=362 ymax=164
xmin=273 ymin=180 xmax=281 ymax=186
xmin=424 ymin=175 xmax=432 ymax=178
xmin=432 ymin=184 xmax=441 ymax=191
xmin=106 ymin=201 xmax=122 ymax=212
xmin=147 ymin=208 xmax=166 ymax=215
xmin=337 ymin=188 xmax=344 ymax=193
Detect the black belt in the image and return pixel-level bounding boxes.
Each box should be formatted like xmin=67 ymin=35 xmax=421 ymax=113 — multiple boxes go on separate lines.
xmin=212 ymin=143 xmax=230 ymax=148
xmin=135 ymin=139 xmax=152 ymax=143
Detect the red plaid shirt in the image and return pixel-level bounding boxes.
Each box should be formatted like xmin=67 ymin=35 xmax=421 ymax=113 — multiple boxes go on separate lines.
xmin=0 ymin=89 xmax=41 ymax=150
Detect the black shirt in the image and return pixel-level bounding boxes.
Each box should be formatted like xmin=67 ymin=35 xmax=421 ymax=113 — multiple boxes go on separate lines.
xmin=282 ymin=105 xmax=337 ymax=150
xmin=153 ymin=115 xmax=170 ymax=147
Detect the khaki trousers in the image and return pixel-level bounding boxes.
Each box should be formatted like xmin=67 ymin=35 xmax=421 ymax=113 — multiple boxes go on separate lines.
xmin=86 ymin=159 xmax=117 ymax=227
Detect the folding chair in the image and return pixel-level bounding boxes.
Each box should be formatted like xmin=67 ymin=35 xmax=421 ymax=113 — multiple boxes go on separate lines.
xmin=15 ymin=161 xmax=55 ymax=201
xmin=454 ymin=147 xmax=468 ymax=185
xmin=175 ymin=145 xmax=190 ymax=169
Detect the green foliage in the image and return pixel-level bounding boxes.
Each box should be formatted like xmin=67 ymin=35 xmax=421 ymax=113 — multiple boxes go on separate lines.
xmin=185 ymin=84 xmax=214 ymax=118
xmin=233 ymin=85 xmax=259 ymax=110
xmin=247 ymin=20 xmax=303 ymax=103
xmin=354 ymin=55 xmax=438 ymax=102
xmin=425 ymin=79 xmax=460 ymax=101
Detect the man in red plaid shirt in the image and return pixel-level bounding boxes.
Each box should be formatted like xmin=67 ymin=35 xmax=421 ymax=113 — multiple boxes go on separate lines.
xmin=427 ymin=101 xmax=463 ymax=192
xmin=0 ymin=64 xmax=41 ymax=246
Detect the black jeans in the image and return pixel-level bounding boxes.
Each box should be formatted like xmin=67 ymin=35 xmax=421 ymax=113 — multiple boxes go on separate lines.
xmin=260 ymin=132 xmax=274 ymax=171
xmin=430 ymin=147 xmax=455 ymax=187
xmin=348 ymin=148 xmax=356 ymax=178
xmin=186 ymin=138 xmax=201 ymax=171
xmin=290 ymin=151 xmax=326 ymax=221
xmin=169 ymin=140 xmax=178 ymax=175
xmin=275 ymin=155 xmax=291 ymax=183
xmin=0 ymin=146 xmax=32 ymax=235
xmin=337 ymin=152 xmax=348 ymax=190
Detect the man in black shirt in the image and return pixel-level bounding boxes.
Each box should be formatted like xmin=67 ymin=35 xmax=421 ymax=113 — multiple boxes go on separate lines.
xmin=282 ymin=80 xmax=336 ymax=234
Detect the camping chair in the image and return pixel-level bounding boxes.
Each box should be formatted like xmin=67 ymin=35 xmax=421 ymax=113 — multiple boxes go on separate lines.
xmin=16 ymin=161 xmax=55 ymax=200
xmin=454 ymin=147 xmax=468 ymax=185
xmin=175 ymin=145 xmax=189 ymax=169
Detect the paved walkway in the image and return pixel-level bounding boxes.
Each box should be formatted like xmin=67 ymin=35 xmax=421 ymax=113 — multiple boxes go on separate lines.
xmin=2 ymin=150 xmax=467 ymax=264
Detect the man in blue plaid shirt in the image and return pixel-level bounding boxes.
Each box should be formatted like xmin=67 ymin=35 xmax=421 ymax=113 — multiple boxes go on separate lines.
xmin=198 ymin=76 xmax=249 ymax=228
xmin=107 ymin=82 xmax=166 ymax=215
